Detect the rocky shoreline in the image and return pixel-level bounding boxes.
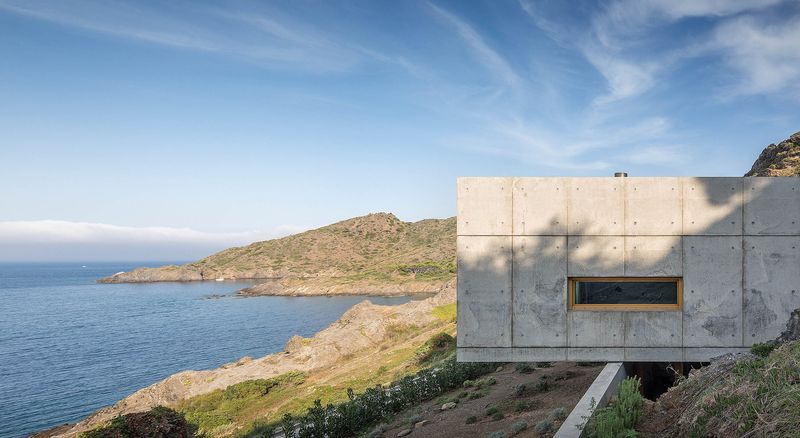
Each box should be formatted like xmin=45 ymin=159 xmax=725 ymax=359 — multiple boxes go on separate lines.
xmin=41 ymin=280 xmax=455 ymax=437
xmin=100 ymin=268 xmax=451 ymax=297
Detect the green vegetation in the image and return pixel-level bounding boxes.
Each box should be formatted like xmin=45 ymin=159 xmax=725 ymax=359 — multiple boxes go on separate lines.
xmin=535 ymin=362 xmax=553 ymax=368
xmin=750 ymin=342 xmax=777 ymax=357
xmin=534 ymin=419 xmax=553 ymax=434
xmin=511 ymin=420 xmax=529 ymax=434
xmin=175 ymin=372 xmax=305 ymax=434
xmin=513 ymin=383 xmax=526 ymax=396
xmin=415 ymin=332 xmax=455 ymax=364
xmin=514 ymin=362 xmax=535 ymax=374
xmin=466 ymin=415 xmax=478 ymax=424
xmin=432 ymin=303 xmax=457 ymax=322
xmin=182 ymin=214 xmax=456 ymax=286
xmin=550 ymin=407 xmax=567 ymax=421
xmin=485 ymin=406 xmax=499 ymax=417
xmin=688 ymin=341 xmax=800 ymax=437
xmin=534 ymin=375 xmax=554 ymax=393
xmin=584 ymin=377 xmax=643 ymax=438
xmin=80 ymin=406 xmax=195 ymax=438
xmin=254 ymin=358 xmax=494 ymax=438
xmin=514 ymin=400 xmax=535 ymax=412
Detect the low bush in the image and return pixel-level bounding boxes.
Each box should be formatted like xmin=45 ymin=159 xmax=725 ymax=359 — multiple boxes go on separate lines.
xmin=80 ymin=406 xmax=195 ymax=438
xmin=535 ymin=362 xmax=553 ymax=368
xmin=275 ymin=357 xmax=495 ymax=438
xmin=534 ymin=376 xmax=554 ymax=392
xmin=514 ymin=383 xmax=526 ymax=396
xmin=550 ymin=406 xmax=567 ymax=421
xmin=511 ymin=420 xmax=528 ymax=435
xmin=515 ymin=362 xmax=535 ymax=374
xmin=485 ymin=406 xmax=499 ymax=416
xmin=514 ymin=400 xmax=535 ymax=412
xmin=750 ymin=342 xmax=777 ymax=358
xmin=468 ymin=389 xmax=487 ymax=400
xmin=488 ymin=432 xmax=507 ymax=438
xmin=534 ymin=419 xmax=553 ymax=434
xmin=583 ymin=376 xmax=642 ymax=438
xmin=415 ymin=332 xmax=456 ymax=365
xmin=491 ymin=412 xmax=504 ymax=421
xmin=466 ymin=415 xmax=478 ymax=424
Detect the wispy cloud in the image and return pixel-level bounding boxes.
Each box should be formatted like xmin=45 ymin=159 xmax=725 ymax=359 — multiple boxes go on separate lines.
xmin=0 ymin=0 xmax=394 ymax=72
xmin=710 ymin=15 xmax=800 ymax=98
xmin=428 ymin=2 xmax=522 ymax=89
xmin=0 ymin=220 xmax=308 ymax=262
xmin=520 ymin=0 xmax=796 ymax=103
xmin=0 ymin=220 xmax=303 ymax=245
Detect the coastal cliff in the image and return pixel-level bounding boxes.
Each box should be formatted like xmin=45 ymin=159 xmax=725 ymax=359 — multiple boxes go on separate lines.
xmin=99 ymin=213 xmax=455 ymax=296
xmin=52 ymin=282 xmax=456 ymax=437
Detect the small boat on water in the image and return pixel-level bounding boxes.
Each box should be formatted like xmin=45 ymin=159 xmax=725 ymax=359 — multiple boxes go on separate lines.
xmin=215 ymin=277 xmax=225 ymax=282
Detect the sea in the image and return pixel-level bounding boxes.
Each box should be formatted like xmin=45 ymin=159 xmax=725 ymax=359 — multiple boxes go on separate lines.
xmin=0 ymin=262 xmax=419 ymax=438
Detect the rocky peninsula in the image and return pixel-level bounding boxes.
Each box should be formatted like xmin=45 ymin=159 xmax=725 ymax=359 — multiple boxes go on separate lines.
xmin=99 ymin=213 xmax=456 ymax=297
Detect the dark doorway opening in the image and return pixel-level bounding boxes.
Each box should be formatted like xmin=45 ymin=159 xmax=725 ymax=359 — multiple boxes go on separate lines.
xmin=624 ymin=362 xmax=708 ymax=400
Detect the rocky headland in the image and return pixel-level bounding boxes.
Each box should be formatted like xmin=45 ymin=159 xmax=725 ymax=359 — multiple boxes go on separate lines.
xmin=48 ymin=282 xmax=456 ymax=437
xmin=99 ymin=213 xmax=455 ymax=297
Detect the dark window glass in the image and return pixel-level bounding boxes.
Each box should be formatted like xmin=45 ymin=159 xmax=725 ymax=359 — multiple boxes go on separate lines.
xmin=574 ymin=281 xmax=678 ymax=305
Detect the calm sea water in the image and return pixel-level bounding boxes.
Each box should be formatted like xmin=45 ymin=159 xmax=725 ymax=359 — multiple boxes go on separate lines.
xmin=0 ymin=263 xmax=417 ymax=438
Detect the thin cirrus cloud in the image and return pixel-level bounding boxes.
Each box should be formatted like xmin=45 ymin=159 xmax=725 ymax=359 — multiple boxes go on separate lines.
xmin=0 ymin=221 xmax=305 ymax=262
xmin=0 ymin=0 xmax=364 ymax=72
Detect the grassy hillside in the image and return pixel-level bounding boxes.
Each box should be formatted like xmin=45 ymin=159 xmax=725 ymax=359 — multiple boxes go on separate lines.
xmin=192 ymin=212 xmax=455 ymax=279
xmin=101 ymin=213 xmax=456 ymax=290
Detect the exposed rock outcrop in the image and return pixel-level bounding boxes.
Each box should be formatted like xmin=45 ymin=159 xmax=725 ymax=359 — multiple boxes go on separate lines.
xmin=745 ymin=131 xmax=800 ymax=176
xmin=53 ymin=282 xmax=455 ymax=437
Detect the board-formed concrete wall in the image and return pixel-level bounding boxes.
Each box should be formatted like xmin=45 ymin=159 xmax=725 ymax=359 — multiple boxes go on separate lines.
xmin=456 ymin=177 xmax=800 ymax=362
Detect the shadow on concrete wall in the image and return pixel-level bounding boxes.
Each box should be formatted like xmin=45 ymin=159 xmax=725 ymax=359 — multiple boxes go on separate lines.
xmin=457 ymin=177 xmax=800 ymax=352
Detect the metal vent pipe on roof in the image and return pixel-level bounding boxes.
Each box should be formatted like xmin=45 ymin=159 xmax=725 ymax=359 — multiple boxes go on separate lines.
xmin=614 ymin=172 xmax=628 ymax=177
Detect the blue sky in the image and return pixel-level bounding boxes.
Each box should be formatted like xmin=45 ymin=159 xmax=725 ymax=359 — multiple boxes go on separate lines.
xmin=1 ymin=0 xmax=799 ymax=261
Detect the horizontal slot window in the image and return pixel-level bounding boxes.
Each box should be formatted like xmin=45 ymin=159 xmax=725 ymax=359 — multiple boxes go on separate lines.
xmin=569 ymin=277 xmax=682 ymax=310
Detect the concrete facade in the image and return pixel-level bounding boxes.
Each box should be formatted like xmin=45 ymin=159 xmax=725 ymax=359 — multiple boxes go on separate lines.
xmin=457 ymin=177 xmax=800 ymax=362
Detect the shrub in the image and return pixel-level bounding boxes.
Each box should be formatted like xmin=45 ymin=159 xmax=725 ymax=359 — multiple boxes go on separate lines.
xmin=536 ymin=362 xmax=553 ymax=368
xmin=485 ymin=406 xmax=499 ymax=416
xmin=583 ymin=377 xmax=643 ymax=438
xmin=406 ymin=413 xmax=423 ymax=425
xmin=511 ymin=420 xmax=529 ymax=434
xmin=534 ymin=419 xmax=553 ymax=433
xmin=488 ymin=432 xmax=507 ymax=438
xmin=80 ymin=406 xmax=195 ymax=438
xmin=287 ymin=357 xmax=494 ymax=438
xmin=515 ymin=362 xmax=535 ymax=374
xmin=466 ymin=415 xmax=478 ymax=424
xmin=514 ymin=384 xmax=526 ymax=396
xmin=458 ymin=391 xmax=469 ymax=398
xmin=468 ymin=389 xmax=487 ymax=400
xmin=550 ymin=407 xmax=567 ymax=421
xmin=415 ymin=332 xmax=456 ymax=364
xmin=491 ymin=412 xmax=505 ymax=421
xmin=514 ymin=400 xmax=535 ymax=412
xmin=750 ymin=342 xmax=777 ymax=358
xmin=280 ymin=413 xmax=295 ymax=438
xmin=534 ymin=376 xmax=554 ymax=392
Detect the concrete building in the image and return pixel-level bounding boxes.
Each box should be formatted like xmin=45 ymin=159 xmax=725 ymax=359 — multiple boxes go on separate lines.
xmin=456 ymin=177 xmax=800 ymax=362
